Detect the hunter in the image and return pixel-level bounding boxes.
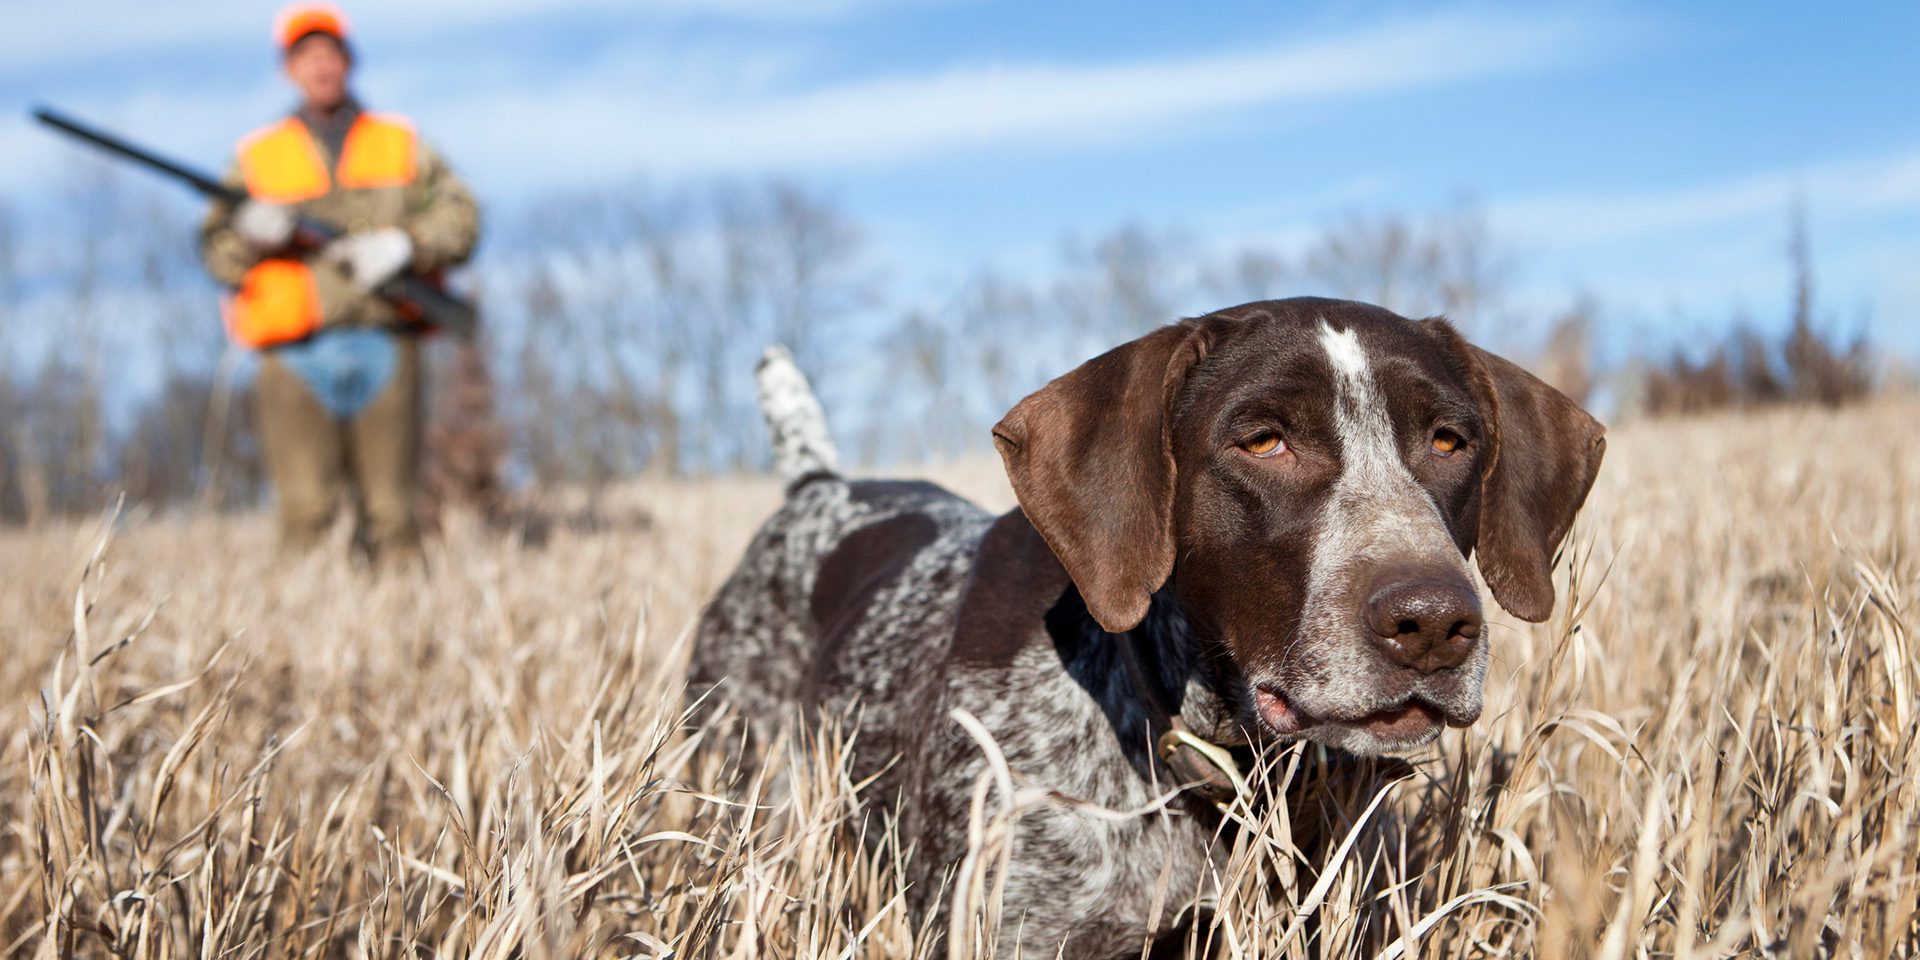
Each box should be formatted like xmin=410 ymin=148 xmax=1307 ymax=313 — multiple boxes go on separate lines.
xmin=200 ymin=2 xmax=479 ymax=563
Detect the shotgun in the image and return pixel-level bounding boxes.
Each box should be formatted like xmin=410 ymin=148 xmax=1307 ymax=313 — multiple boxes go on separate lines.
xmin=33 ymin=105 xmax=477 ymax=339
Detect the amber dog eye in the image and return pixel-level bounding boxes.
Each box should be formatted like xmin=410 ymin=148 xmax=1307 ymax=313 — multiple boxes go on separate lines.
xmin=1431 ymin=430 xmax=1463 ymax=457
xmin=1243 ymin=432 xmax=1286 ymax=458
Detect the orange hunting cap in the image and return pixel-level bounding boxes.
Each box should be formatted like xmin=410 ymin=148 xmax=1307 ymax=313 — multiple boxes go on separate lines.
xmin=274 ymin=3 xmax=352 ymax=53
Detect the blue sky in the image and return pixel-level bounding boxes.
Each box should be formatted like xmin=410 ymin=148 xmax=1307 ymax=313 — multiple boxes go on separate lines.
xmin=4 ymin=0 xmax=1917 ymax=356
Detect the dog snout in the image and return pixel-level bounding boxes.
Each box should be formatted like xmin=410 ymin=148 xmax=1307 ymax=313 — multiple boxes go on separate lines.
xmin=1364 ymin=574 xmax=1482 ymax=673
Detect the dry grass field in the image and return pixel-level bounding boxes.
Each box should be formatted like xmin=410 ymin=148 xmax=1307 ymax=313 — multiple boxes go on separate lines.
xmin=1 ymin=400 xmax=1917 ymax=959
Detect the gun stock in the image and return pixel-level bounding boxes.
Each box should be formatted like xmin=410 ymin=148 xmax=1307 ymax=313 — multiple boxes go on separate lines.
xmin=387 ymin=276 xmax=478 ymax=338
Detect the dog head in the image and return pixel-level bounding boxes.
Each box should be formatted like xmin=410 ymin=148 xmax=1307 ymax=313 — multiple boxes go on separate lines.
xmin=993 ymin=298 xmax=1605 ymax=755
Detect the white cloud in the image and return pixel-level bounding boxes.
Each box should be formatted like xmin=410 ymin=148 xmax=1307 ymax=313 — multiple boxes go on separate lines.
xmin=403 ymin=7 xmax=1605 ymax=186
xmin=1493 ymin=148 xmax=1920 ymax=249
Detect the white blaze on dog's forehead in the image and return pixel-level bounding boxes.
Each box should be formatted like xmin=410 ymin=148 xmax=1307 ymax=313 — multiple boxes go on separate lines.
xmin=1318 ymin=321 xmax=1369 ymax=381
xmin=1315 ymin=318 xmax=1403 ymax=509
xmin=1316 ymin=320 xmax=1387 ymax=446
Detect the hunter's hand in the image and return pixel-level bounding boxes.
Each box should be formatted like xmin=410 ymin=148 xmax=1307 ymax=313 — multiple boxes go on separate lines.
xmin=323 ymin=228 xmax=415 ymax=292
xmin=233 ymin=200 xmax=296 ymax=250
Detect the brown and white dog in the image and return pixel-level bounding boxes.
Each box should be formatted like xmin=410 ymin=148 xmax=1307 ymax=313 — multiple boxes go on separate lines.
xmin=691 ymin=297 xmax=1605 ymax=959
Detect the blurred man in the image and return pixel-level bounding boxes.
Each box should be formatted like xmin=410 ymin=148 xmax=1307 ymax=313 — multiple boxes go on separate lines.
xmin=200 ymin=3 xmax=479 ymax=562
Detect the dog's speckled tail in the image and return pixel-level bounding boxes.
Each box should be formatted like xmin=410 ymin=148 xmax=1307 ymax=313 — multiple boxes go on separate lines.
xmin=757 ymin=345 xmax=838 ymax=486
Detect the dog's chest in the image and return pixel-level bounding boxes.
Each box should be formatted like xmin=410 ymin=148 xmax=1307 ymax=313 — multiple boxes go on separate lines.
xmin=914 ymin=645 xmax=1225 ymax=959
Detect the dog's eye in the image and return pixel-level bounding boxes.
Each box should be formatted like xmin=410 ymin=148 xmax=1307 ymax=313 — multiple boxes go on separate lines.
xmin=1243 ymin=432 xmax=1286 ymax=458
xmin=1431 ymin=430 xmax=1463 ymax=457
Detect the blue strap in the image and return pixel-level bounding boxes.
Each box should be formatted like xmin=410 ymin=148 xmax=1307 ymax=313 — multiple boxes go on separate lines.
xmin=271 ymin=327 xmax=400 ymax=420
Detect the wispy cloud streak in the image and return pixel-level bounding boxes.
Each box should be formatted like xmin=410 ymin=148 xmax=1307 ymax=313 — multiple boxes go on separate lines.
xmin=1493 ymin=148 xmax=1920 ymax=248
xmin=431 ymin=8 xmax=1605 ymax=181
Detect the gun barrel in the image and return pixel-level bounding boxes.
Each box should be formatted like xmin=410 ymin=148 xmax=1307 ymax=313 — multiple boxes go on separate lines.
xmin=33 ymin=107 xmax=244 ymax=204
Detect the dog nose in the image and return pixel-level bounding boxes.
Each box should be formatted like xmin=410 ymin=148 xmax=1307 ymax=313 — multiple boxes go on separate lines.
xmin=1365 ymin=577 xmax=1483 ymax=673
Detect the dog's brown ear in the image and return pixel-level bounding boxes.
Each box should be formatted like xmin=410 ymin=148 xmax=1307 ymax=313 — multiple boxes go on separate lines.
xmin=993 ymin=322 xmax=1209 ymax=632
xmin=1467 ymin=346 xmax=1607 ymax=622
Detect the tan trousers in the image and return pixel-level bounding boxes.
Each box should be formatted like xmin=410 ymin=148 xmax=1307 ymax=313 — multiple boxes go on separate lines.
xmin=255 ymin=337 xmax=422 ymax=561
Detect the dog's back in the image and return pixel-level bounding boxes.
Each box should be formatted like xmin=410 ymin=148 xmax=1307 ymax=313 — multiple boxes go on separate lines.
xmin=689 ymin=348 xmax=992 ymax=780
xmin=690 ymin=473 xmax=991 ymax=764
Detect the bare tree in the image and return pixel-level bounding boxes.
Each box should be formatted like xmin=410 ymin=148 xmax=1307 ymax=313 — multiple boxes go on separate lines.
xmin=868 ymin=268 xmax=1051 ymax=464
xmin=0 ymin=200 xmax=17 ymax=518
xmin=1302 ymin=201 xmax=1510 ymax=338
xmin=766 ymin=181 xmax=864 ymax=378
xmin=1306 ymin=212 xmax=1419 ymax=309
xmin=1056 ymin=223 xmax=1187 ymax=346
xmin=1538 ymin=295 xmax=1596 ymax=407
xmin=873 ymin=308 xmax=960 ymax=463
xmin=1781 ymin=193 xmax=1871 ymax=407
xmin=480 ymin=177 xmax=869 ymax=482
xmin=1206 ymin=248 xmax=1289 ymax=306
xmin=957 ymin=270 xmax=1044 ymax=421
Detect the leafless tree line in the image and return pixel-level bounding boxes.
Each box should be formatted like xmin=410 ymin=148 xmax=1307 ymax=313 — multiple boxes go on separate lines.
xmin=0 ymin=171 xmax=1881 ymax=524
xmin=862 ymin=203 xmax=1549 ymax=463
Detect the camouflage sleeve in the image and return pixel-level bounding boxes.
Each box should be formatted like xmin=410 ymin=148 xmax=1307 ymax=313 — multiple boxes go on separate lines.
xmin=197 ymin=164 xmax=256 ymax=288
xmin=401 ymin=140 xmax=480 ymax=273
xmin=313 ymin=259 xmax=364 ymax=327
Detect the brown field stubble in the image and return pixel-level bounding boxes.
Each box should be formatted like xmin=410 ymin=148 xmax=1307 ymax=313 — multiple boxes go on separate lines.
xmin=0 ymin=402 xmax=1915 ymax=958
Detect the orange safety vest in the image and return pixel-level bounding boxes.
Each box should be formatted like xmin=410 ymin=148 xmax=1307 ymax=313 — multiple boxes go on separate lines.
xmin=223 ymin=113 xmax=418 ymax=348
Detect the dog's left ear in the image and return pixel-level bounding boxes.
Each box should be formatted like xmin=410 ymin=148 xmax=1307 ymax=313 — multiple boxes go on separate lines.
xmin=1458 ymin=339 xmax=1607 ymax=622
xmin=993 ymin=321 xmax=1211 ymax=633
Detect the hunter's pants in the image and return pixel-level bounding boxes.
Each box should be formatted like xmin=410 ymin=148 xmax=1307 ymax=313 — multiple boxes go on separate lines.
xmin=254 ymin=334 xmax=422 ymax=561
